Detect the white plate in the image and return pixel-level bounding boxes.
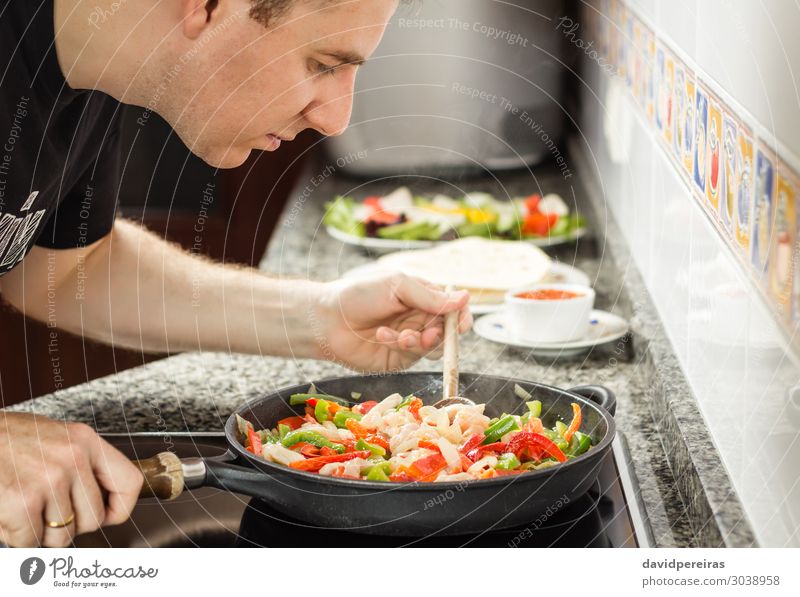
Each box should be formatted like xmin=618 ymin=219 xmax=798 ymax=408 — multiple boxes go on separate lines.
xmin=326 ymin=225 xmax=587 ymax=254
xmin=473 ymin=309 xmax=630 ymax=357
xmin=341 ymin=262 xmax=591 ymax=314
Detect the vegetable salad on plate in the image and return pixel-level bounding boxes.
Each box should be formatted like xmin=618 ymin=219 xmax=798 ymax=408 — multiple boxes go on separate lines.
xmin=237 ymin=385 xmax=592 ymax=482
xmin=323 ymin=187 xmax=585 ymax=243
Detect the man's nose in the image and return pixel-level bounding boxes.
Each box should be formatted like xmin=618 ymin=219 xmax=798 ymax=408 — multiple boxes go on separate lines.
xmin=303 ymin=77 xmax=355 ymax=137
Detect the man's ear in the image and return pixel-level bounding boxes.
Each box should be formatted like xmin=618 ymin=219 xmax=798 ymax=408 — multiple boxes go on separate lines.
xmin=180 ymin=0 xmax=222 ymax=40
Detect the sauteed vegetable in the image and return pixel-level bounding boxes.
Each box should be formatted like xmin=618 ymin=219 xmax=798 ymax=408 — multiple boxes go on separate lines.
xmin=236 ymin=385 xmax=591 ymax=482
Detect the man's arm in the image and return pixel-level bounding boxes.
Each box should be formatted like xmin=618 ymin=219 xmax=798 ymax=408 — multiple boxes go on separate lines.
xmin=0 ymin=219 xmax=471 ymax=369
xmin=0 ymin=219 xmax=325 ymax=357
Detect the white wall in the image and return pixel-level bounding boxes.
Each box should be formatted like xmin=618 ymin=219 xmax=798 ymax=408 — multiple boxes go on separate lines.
xmin=579 ymin=0 xmax=800 ymax=546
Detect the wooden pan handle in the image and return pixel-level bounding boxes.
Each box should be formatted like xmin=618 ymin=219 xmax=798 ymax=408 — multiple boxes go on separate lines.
xmin=134 ymin=452 xmax=185 ymax=500
xmin=442 ymin=284 xmax=460 ymax=400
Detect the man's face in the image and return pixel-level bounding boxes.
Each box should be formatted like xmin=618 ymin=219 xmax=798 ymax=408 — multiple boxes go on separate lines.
xmin=165 ymin=0 xmax=398 ymax=168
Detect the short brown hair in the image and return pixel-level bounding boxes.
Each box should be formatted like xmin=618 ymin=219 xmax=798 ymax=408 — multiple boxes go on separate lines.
xmin=249 ymin=0 xmax=296 ymax=26
xmin=249 ymin=0 xmax=415 ymax=27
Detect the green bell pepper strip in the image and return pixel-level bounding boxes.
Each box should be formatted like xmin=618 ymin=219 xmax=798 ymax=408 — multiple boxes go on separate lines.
xmin=281 ymin=430 xmax=345 ymax=453
xmin=257 ymin=430 xmax=279 ymax=444
xmin=567 ymin=431 xmax=591 ymax=457
xmin=527 ymin=400 xmax=542 ymax=418
xmin=396 ymin=394 xmax=417 ymax=410
xmin=332 ymin=410 xmax=362 ymax=429
xmin=289 ymin=392 xmax=350 ymax=406
xmin=495 ymin=453 xmax=521 ymax=470
xmin=278 ymin=424 xmax=291 ymax=440
xmin=482 ymin=414 xmax=519 ymax=445
xmin=366 ymin=466 xmax=390 ymax=482
xmin=555 ymin=420 xmax=569 ymax=438
xmin=314 ymin=400 xmax=331 ymax=423
xmin=356 ymin=438 xmax=386 ymax=457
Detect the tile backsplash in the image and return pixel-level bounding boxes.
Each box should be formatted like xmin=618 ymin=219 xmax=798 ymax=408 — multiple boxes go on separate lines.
xmin=583 ymin=0 xmax=800 ymax=347
xmin=577 ymin=0 xmax=800 ymax=546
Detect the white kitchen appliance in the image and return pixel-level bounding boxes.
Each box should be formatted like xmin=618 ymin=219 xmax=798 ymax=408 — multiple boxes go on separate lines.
xmin=324 ymin=0 xmax=569 ymax=177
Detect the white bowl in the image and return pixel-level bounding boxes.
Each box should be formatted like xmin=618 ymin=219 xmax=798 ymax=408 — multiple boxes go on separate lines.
xmin=503 ymin=283 xmax=596 ymax=343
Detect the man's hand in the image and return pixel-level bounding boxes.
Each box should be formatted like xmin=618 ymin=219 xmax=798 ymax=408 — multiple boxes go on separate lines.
xmin=315 ymin=273 xmax=473 ymax=372
xmin=0 ymin=412 xmax=143 ymax=547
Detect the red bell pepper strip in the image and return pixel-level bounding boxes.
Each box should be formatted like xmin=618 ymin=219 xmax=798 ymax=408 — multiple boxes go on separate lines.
xmin=247 ymin=427 xmax=262 ymax=456
xmin=344 ymin=430 xmax=390 ymax=452
xmin=330 ymin=466 xmax=360 ymax=479
xmin=288 ymin=450 xmax=372 ymax=472
xmin=319 ymin=446 xmax=339 ymax=457
xmin=459 ymin=434 xmax=483 ymax=457
xmin=277 ymin=416 xmax=305 ymax=430
xmin=407 ymin=453 xmax=448 ymax=482
xmin=508 ymin=432 xmax=567 ymax=463
xmin=299 ymin=444 xmax=321 ymax=457
xmin=353 ymin=400 xmax=378 ymax=415
xmin=407 ymin=398 xmax=423 ymax=421
xmin=418 ymin=439 xmax=440 ymax=452
xmin=466 ymin=441 xmax=508 ymax=462
xmin=388 ymin=466 xmax=416 ymax=483
xmin=563 ymin=402 xmax=582 ymax=443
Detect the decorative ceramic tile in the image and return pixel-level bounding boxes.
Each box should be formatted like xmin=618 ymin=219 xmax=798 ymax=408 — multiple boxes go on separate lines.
xmin=692 ymin=85 xmax=709 ymax=197
xmin=734 ymin=120 xmax=754 ymax=257
xmin=768 ymin=160 xmax=797 ymax=320
xmin=662 ymin=51 xmax=675 ymax=147
xmin=720 ymin=107 xmax=738 ymax=237
xmin=680 ymin=70 xmax=696 ymax=181
xmin=705 ymin=94 xmax=723 ymax=216
xmin=751 ymin=144 xmax=776 ymax=280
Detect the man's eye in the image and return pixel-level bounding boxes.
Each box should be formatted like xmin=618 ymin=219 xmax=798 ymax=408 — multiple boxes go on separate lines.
xmin=314 ymin=61 xmax=338 ymax=77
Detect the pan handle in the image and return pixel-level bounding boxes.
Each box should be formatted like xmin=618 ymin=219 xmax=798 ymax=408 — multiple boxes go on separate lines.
xmin=134 ymin=450 xmax=262 ymax=500
xmin=567 ymin=385 xmax=616 ymax=417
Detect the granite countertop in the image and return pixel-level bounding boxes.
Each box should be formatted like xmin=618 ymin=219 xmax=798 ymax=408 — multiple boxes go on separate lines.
xmin=10 ymin=151 xmax=753 ymax=548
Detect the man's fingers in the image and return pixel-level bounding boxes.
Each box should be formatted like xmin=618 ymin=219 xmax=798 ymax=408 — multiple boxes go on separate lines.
xmin=42 ymin=487 xmax=76 ymax=547
xmin=71 ymin=465 xmax=107 ymax=535
xmin=0 ymin=492 xmax=44 ymax=547
xmin=87 ymin=433 xmax=143 ymax=526
xmin=393 ymin=275 xmax=469 ymax=315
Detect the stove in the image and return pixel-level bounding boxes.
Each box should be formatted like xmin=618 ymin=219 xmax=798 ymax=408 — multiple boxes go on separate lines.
xmin=74 ymin=433 xmax=653 ymax=548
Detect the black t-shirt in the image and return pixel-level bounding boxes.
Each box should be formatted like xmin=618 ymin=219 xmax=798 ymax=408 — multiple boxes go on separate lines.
xmin=0 ymin=0 xmax=121 ymax=276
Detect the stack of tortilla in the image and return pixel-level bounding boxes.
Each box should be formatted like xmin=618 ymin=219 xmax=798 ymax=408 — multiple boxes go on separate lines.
xmin=375 ymin=237 xmax=552 ymax=304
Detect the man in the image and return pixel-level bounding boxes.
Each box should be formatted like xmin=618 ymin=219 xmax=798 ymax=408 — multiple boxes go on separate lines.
xmin=0 ymin=0 xmax=472 ymax=547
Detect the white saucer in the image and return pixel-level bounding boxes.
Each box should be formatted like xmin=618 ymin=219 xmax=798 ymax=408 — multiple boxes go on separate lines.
xmin=473 ymin=309 xmax=630 ymax=356
xmin=341 ymin=262 xmax=590 ymax=315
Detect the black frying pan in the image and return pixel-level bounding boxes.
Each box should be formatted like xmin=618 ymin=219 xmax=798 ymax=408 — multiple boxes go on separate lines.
xmin=135 ymin=372 xmax=616 ymax=536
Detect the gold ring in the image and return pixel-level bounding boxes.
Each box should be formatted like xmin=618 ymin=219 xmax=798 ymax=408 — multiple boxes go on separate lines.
xmin=45 ymin=512 xmax=75 ymax=529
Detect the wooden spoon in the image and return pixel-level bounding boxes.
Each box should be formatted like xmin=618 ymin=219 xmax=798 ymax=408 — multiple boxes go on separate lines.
xmin=432 ymin=285 xmax=475 ymax=409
